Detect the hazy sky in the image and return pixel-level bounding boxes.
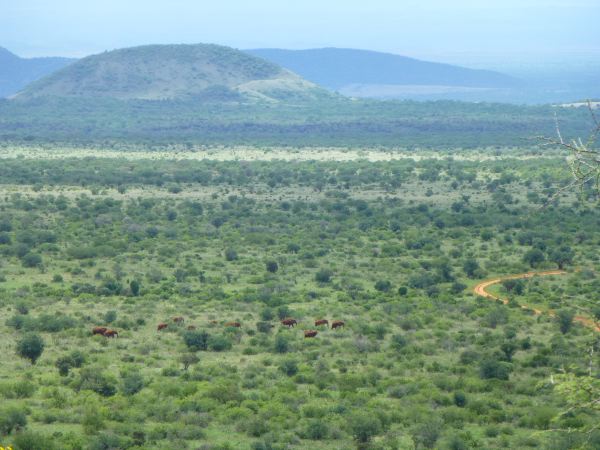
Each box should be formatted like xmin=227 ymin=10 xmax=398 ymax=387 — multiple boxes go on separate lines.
xmin=2 ymin=0 xmax=599 ymax=68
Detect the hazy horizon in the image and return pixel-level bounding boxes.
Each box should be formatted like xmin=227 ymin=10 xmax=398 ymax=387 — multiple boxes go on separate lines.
xmin=2 ymin=0 xmax=599 ymax=73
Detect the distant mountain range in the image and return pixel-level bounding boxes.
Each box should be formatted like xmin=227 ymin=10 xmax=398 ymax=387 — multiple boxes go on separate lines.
xmin=0 ymin=47 xmax=74 ymax=98
xmin=14 ymin=44 xmax=330 ymax=103
xmin=2 ymin=45 xmax=521 ymax=101
xmin=0 ymin=43 xmax=591 ymax=147
xmin=1 ymin=44 xmax=597 ymax=104
xmin=246 ymin=48 xmax=521 ymax=91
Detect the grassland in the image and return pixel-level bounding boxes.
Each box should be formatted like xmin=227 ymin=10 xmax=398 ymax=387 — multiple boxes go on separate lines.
xmin=0 ymin=148 xmax=598 ymax=450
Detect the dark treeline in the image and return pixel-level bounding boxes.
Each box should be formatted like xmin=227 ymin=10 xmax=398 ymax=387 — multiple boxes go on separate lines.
xmin=0 ymin=157 xmax=570 ymax=189
xmin=0 ymin=97 xmax=592 ymax=147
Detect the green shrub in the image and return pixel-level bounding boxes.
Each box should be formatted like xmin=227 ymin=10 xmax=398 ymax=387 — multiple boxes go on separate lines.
xmin=122 ymin=371 xmax=144 ymax=396
xmin=16 ymin=332 xmax=44 ymax=364
xmin=277 ymin=306 xmax=292 ymax=320
xmin=348 ymin=412 xmax=382 ymax=444
xmin=303 ymin=419 xmax=329 ymax=440
xmin=225 ymin=248 xmax=238 ymax=261
xmin=463 ymin=258 xmax=480 ymax=278
xmin=278 ymin=358 xmax=298 ymax=377
xmin=266 ymin=260 xmax=278 ymax=273
xmin=454 ymin=391 xmax=467 ymax=407
xmin=390 ymin=334 xmax=408 ymax=351
xmin=183 ymin=330 xmax=210 ymax=351
xmin=207 ymin=382 xmax=243 ymax=404
xmin=0 ymin=406 xmax=27 ymax=434
xmin=374 ymin=280 xmax=392 ymax=292
xmin=526 ymin=406 xmax=557 ymax=430
xmin=556 ymin=309 xmax=575 ymax=334
xmin=56 ymin=356 xmax=75 ymax=377
xmin=274 ymin=335 xmax=290 ymax=353
xmin=180 ymin=353 xmax=200 ymax=370
xmin=75 ymin=368 xmax=117 ymax=397
xmin=411 ymin=418 xmax=443 ymax=449
xmin=450 ymin=282 xmax=467 ymax=293
xmin=0 ymin=380 xmax=36 ymax=399
xmin=12 ymin=430 xmax=57 ymax=450
xmin=8 ymin=314 xmax=77 ymax=333
xmin=479 ymin=358 xmax=512 ymax=380
xmin=523 ymin=248 xmax=545 ymax=267
xmin=88 ymin=432 xmax=123 ymax=450
xmin=130 ymin=279 xmax=140 ymax=296
xmin=256 ymin=322 xmax=273 ymax=334
xmin=315 ymin=268 xmax=333 ymax=283
xmin=208 ymin=335 xmax=232 ymax=352
xmin=21 ymin=252 xmax=42 ymax=268
xmin=104 ymin=310 xmax=117 ymax=323
xmin=441 ymin=434 xmax=468 ymax=450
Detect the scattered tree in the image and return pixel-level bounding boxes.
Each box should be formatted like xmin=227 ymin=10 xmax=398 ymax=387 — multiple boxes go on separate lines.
xmin=16 ymin=332 xmax=45 ymax=364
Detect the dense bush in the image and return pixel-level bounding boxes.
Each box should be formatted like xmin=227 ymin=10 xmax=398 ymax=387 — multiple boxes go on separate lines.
xmin=0 ymin=155 xmax=596 ymax=448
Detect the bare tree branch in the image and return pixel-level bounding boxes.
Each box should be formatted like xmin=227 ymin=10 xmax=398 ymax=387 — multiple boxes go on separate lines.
xmin=537 ymin=101 xmax=600 ymax=205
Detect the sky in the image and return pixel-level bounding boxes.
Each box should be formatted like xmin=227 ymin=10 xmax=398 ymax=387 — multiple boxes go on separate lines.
xmin=1 ymin=0 xmax=599 ymax=70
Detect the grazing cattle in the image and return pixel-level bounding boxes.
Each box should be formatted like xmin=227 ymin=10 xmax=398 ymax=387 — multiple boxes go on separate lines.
xmin=304 ymin=330 xmax=318 ymax=338
xmin=315 ymin=319 xmax=329 ymax=327
xmin=157 ymin=323 xmax=168 ymax=331
xmin=92 ymin=326 xmax=108 ymax=336
xmin=173 ymin=316 xmax=185 ymax=324
xmin=103 ymin=329 xmax=118 ymax=338
xmin=224 ymin=321 xmax=241 ymax=328
xmin=281 ymin=318 xmax=297 ymax=328
xmin=209 ymin=320 xmax=218 ymax=325
xmin=187 ymin=325 xmax=197 ymax=330
xmin=331 ymin=320 xmax=345 ymax=330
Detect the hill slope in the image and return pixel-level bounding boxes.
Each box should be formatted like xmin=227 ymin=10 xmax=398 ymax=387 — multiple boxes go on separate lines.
xmin=16 ymin=44 xmax=328 ymax=102
xmin=246 ymin=48 xmax=521 ymax=91
xmin=0 ymin=47 xmax=74 ymax=98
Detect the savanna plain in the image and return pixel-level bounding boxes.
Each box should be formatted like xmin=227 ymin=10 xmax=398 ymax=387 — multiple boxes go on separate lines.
xmin=0 ymin=146 xmax=598 ymax=450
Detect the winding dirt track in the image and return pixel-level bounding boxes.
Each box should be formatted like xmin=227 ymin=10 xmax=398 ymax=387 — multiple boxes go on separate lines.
xmin=473 ymin=270 xmax=600 ymax=332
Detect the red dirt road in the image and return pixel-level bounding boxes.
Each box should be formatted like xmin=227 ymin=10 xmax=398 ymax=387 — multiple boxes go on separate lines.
xmin=473 ymin=270 xmax=599 ymax=332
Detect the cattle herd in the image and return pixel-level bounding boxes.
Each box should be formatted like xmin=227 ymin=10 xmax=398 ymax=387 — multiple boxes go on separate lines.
xmin=92 ymin=326 xmax=119 ymax=338
xmin=92 ymin=317 xmax=345 ymax=339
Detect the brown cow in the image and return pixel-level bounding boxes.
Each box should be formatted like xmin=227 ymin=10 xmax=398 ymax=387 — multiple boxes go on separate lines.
xmin=187 ymin=325 xmax=197 ymax=330
xmin=173 ymin=316 xmax=185 ymax=324
xmin=331 ymin=320 xmax=345 ymax=330
xmin=315 ymin=319 xmax=329 ymax=327
xmin=304 ymin=330 xmax=318 ymax=338
xmin=224 ymin=321 xmax=241 ymax=328
xmin=157 ymin=323 xmax=168 ymax=331
xmin=103 ymin=329 xmax=118 ymax=338
xmin=281 ymin=318 xmax=297 ymax=328
xmin=92 ymin=326 xmax=108 ymax=336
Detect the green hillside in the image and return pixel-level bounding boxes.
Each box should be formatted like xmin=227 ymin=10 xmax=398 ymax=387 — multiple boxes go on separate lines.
xmin=16 ymin=44 xmax=328 ymax=102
